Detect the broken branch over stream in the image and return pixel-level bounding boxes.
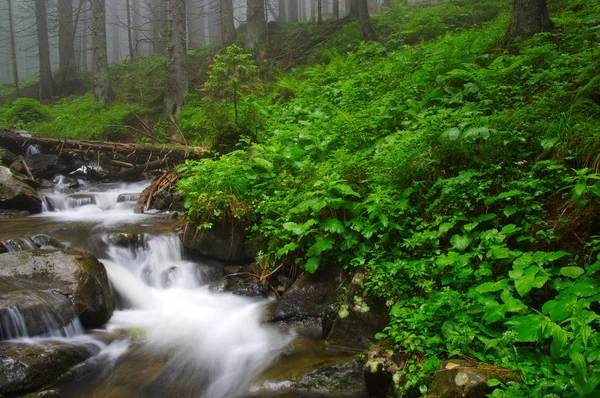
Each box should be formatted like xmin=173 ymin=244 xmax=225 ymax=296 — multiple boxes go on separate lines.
xmin=0 ymin=129 xmax=210 ymax=177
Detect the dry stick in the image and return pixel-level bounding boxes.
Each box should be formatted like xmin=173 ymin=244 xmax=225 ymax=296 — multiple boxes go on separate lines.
xmin=21 ymin=159 xmax=34 ymax=180
xmin=90 ymin=124 xmax=166 ymax=144
xmin=171 ymin=120 xmax=188 ymax=146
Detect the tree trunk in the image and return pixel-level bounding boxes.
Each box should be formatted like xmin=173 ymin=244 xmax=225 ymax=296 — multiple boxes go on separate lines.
xmin=288 ymin=0 xmax=298 ymax=22
xmin=58 ymin=0 xmax=77 ymax=80
xmin=357 ymin=0 xmax=377 ymax=41
xmin=91 ymin=0 xmax=113 ymax=105
xmin=126 ymin=0 xmax=135 ymax=60
xmin=35 ymin=0 xmax=54 ymax=100
xmin=208 ymin=0 xmax=221 ymax=44
xmin=245 ymin=0 xmax=266 ymax=50
xmin=164 ymin=0 xmax=187 ymax=121
xmin=382 ymin=0 xmax=391 ymax=8
xmin=153 ymin=0 xmax=168 ymax=53
xmin=332 ymin=0 xmax=339 ymax=20
xmin=188 ymin=0 xmax=205 ymax=48
xmin=310 ymin=0 xmax=315 ymax=22
xmin=278 ymin=0 xmax=286 ymax=21
xmin=220 ymin=0 xmax=236 ymax=44
xmin=7 ymin=0 xmax=20 ymax=96
xmin=347 ymin=0 xmax=358 ymax=20
xmin=504 ymin=0 xmax=553 ymax=44
xmin=132 ymin=0 xmax=140 ymax=55
xmin=109 ymin=1 xmax=121 ymax=63
xmin=317 ymin=0 xmax=322 ymax=23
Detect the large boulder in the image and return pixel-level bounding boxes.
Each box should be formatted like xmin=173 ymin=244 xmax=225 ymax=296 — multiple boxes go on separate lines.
xmin=0 ymin=341 xmax=98 ymax=395
xmin=324 ymin=269 xmax=388 ymax=350
xmin=24 ymin=153 xmax=79 ymax=180
xmin=0 ymin=148 xmax=17 ymax=167
xmin=0 ymin=249 xmax=113 ymax=336
xmin=271 ymin=265 xmax=345 ymax=337
xmin=0 ymin=166 xmax=41 ymax=213
xmin=424 ymin=360 xmax=519 ymax=398
xmin=181 ymin=222 xmax=248 ymax=263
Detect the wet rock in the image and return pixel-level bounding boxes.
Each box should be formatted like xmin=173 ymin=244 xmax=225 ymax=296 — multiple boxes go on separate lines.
xmin=0 ymin=249 xmax=114 ymax=334
xmin=364 ymin=339 xmax=405 ymax=397
xmin=271 ymin=266 xmax=344 ymax=337
xmin=0 ymin=341 xmax=97 ymax=395
xmin=0 ymin=210 xmax=30 ymax=218
xmin=9 ymin=159 xmax=24 ymax=173
xmin=52 ymin=174 xmax=79 ymax=189
xmin=30 ymin=234 xmax=64 ymax=249
xmin=68 ymin=194 xmax=96 ymax=207
xmin=424 ymin=360 xmax=519 ymax=398
xmin=24 ymin=153 xmax=79 ymax=180
xmin=117 ymin=193 xmax=140 ymax=203
xmin=22 ymin=389 xmax=62 ymax=398
xmin=1 ymin=238 xmax=37 ymax=252
xmin=107 ymin=233 xmax=143 ymax=248
xmin=182 ymin=222 xmax=248 ymax=263
xmin=325 ymin=269 xmax=388 ymax=350
xmin=0 ymin=148 xmax=17 ymax=166
xmin=0 ymin=166 xmax=42 ymax=214
xmin=209 ymin=273 xmax=267 ymax=297
xmin=38 ymin=179 xmax=54 ymax=189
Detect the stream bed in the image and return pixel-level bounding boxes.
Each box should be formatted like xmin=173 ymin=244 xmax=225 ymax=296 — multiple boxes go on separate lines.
xmin=0 ymin=179 xmax=362 ymax=397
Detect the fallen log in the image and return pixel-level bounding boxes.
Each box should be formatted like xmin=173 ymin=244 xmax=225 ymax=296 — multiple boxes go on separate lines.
xmin=0 ymin=129 xmax=210 ymax=165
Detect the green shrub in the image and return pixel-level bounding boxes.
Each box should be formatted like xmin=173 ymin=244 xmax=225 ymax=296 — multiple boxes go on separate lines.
xmin=5 ymin=98 xmax=52 ymax=125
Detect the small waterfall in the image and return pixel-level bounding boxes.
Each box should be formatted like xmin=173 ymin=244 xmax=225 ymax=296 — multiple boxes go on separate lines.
xmin=103 ymin=234 xmax=292 ymax=397
xmin=0 ymin=307 xmax=28 ymax=340
xmin=1 ymin=238 xmax=37 ymax=252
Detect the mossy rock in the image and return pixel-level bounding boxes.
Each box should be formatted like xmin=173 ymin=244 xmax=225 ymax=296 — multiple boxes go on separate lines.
xmin=577 ymin=74 xmax=600 ymax=105
xmin=0 ymin=341 xmax=97 ymax=394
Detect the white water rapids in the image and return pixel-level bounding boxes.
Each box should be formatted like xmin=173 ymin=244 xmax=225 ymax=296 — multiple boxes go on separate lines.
xmin=6 ymin=180 xmax=292 ymax=397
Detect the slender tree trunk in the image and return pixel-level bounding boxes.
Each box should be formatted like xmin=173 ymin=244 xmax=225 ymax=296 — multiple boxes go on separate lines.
xmin=317 ymin=0 xmax=322 ymax=23
xmin=220 ymin=0 xmax=236 ymax=44
xmin=357 ymin=0 xmax=377 ymax=41
xmin=35 ymin=0 xmax=54 ymax=100
xmin=164 ymin=0 xmax=187 ymax=121
xmin=126 ymin=0 xmax=135 ymax=60
xmin=504 ymin=0 xmax=553 ymax=44
xmin=278 ymin=0 xmax=286 ymax=21
xmin=109 ymin=1 xmax=121 ymax=63
xmin=132 ymin=0 xmax=140 ymax=55
xmin=347 ymin=0 xmax=358 ymax=19
xmin=91 ymin=0 xmax=113 ymax=105
xmin=310 ymin=0 xmax=315 ymax=22
xmin=208 ymin=0 xmax=220 ymax=44
xmin=288 ymin=0 xmax=298 ymax=21
xmin=58 ymin=0 xmax=77 ymax=80
xmin=153 ymin=0 xmax=168 ymax=53
xmin=245 ymin=0 xmax=266 ymax=50
xmin=332 ymin=0 xmax=339 ymax=20
xmin=7 ymin=0 xmax=20 ymax=96
xmin=188 ymin=0 xmax=205 ymax=48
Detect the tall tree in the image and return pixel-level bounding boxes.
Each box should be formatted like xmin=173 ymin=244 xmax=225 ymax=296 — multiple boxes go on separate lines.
xmin=164 ymin=0 xmax=187 ymax=121
xmin=357 ymin=0 xmax=376 ymax=41
xmin=91 ymin=0 xmax=113 ymax=105
xmin=126 ymin=0 xmax=135 ymax=60
xmin=504 ymin=0 xmax=553 ymax=44
xmin=35 ymin=0 xmax=54 ymax=99
xmin=58 ymin=0 xmax=77 ymax=80
xmin=278 ymin=0 xmax=285 ymax=21
xmin=347 ymin=0 xmax=357 ymax=19
xmin=152 ymin=0 xmax=168 ymax=53
xmin=208 ymin=0 xmax=221 ymax=44
xmin=245 ymin=0 xmax=266 ymax=50
xmin=288 ymin=0 xmax=297 ymax=22
xmin=332 ymin=0 xmax=339 ymax=20
xmin=7 ymin=0 xmax=20 ymax=95
xmin=188 ymin=0 xmax=206 ymax=48
xmin=317 ymin=0 xmax=322 ymax=24
xmin=220 ymin=0 xmax=236 ymax=44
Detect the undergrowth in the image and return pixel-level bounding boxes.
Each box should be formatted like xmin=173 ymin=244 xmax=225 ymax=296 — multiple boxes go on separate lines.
xmin=178 ymin=0 xmax=600 ymax=396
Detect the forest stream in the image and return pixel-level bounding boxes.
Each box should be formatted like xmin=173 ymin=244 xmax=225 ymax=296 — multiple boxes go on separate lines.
xmin=0 ymin=178 xmax=359 ymax=398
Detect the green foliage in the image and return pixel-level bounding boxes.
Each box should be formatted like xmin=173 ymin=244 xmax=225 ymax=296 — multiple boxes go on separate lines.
xmin=5 ymin=98 xmax=52 ymax=126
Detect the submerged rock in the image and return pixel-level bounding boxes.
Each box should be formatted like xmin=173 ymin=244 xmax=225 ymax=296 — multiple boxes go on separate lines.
xmin=0 ymin=166 xmax=41 ymax=213
xmin=0 ymin=341 xmax=97 ymax=395
xmin=52 ymin=174 xmax=79 ymax=189
xmin=424 ymin=360 xmax=519 ymax=398
xmin=107 ymin=233 xmax=143 ymax=248
xmin=0 ymin=249 xmax=113 ymax=335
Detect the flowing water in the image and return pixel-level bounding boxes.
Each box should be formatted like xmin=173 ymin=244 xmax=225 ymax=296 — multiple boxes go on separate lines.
xmin=0 ymin=180 xmax=296 ymax=397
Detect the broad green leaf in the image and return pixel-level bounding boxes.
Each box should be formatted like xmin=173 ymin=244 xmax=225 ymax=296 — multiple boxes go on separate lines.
xmin=510 ymin=315 xmax=545 ymax=342
xmin=305 ymin=257 xmax=319 ymax=273
xmin=503 ymin=205 xmax=518 ymax=217
xmin=463 ymin=126 xmax=490 ymax=142
xmin=513 ymin=253 xmax=533 ymax=269
xmin=547 ymin=251 xmax=569 ymax=262
xmin=276 ymin=242 xmax=299 ymax=258
xmin=292 ymin=199 xmax=327 ymax=213
xmin=474 ymin=213 xmax=497 ymax=223
xmin=514 ymin=274 xmax=536 ymax=297
xmin=253 ymin=157 xmax=273 ymax=171
xmin=542 ymin=299 xmax=571 ymax=322
xmin=307 ymin=237 xmax=334 ymax=257
xmin=572 ymin=182 xmax=586 ymax=202
xmin=570 ymin=352 xmax=587 ymax=379
xmin=484 ymin=304 xmax=506 ymax=324
xmin=442 ymin=127 xmax=460 ymax=140
xmin=379 ymin=214 xmax=389 ymax=228
xmin=550 ymin=325 xmax=568 ymax=358
xmin=332 ymin=183 xmax=360 ymax=197
xmin=475 ymin=279 xmax=509 ymax=293
xmin=321 ymin=218 xmax=345 ymax=234
xmin=560 ymin=266 xmax=585 ymax=278
xmin=487 ymin=246 xmax=511 ymax=260
xmin=500 ymin=224 xmax=520 ymax=235
xmin=541 ymin=136 xmax=559 ymax=150
xmin=450 ymin=234 xmax=472 ymax=251
xmin=283 ymin=219 xmax=317 ymax=235
xmin=439 ymin=222 xmax=454 ymax=234
xmin=464 ymin=222 xmax=479 ymax=232
xmin=496 ymin=190 xmax=522 ymax=200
